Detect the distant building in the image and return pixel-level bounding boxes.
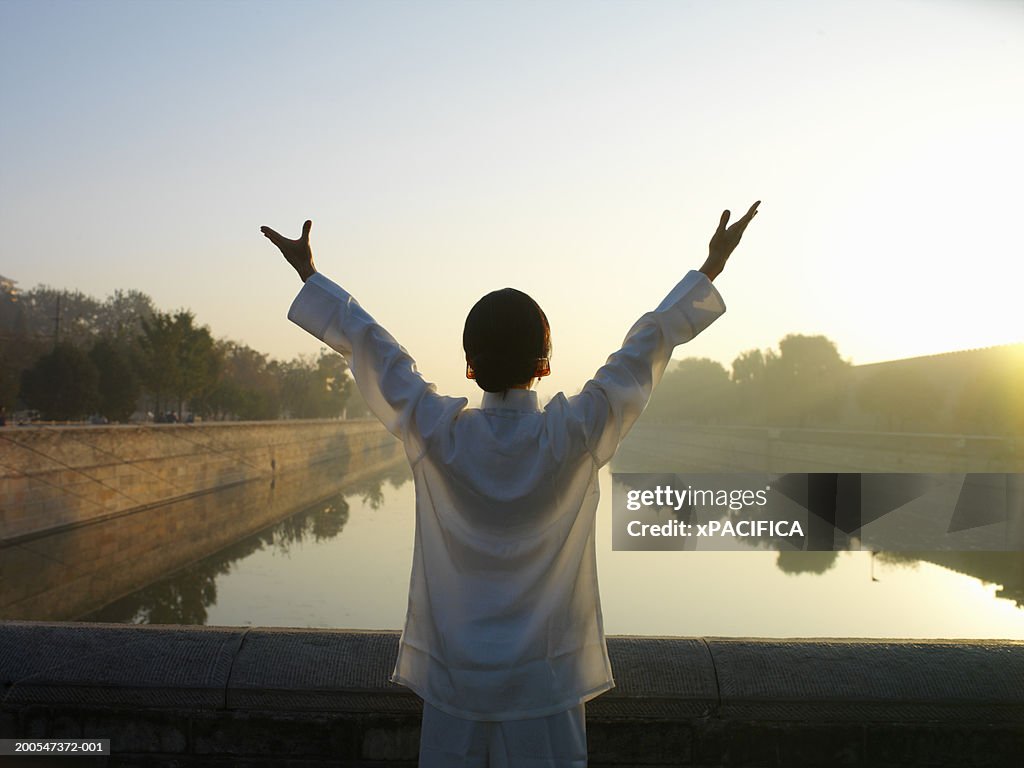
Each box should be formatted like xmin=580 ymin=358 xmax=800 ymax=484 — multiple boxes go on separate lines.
xmin=839 ymin=343 xmax=1024 ymax=433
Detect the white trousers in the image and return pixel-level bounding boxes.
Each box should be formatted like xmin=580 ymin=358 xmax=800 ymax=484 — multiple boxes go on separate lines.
xmin=418 ymin=701 xmax=588 ymax=768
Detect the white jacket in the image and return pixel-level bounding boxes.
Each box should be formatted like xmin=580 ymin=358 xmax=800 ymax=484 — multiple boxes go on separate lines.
xmin=288 ymin=270 xmax=725 ymax=720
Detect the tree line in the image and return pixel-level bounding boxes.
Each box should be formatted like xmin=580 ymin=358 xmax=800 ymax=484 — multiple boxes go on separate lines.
xmin=642 ymin=334 xmax=1023 ymax=437
xmin=0 ymin=276 xmax=368 ymax=422
xmin=3 ymin=275 xmax=1018 ymax=434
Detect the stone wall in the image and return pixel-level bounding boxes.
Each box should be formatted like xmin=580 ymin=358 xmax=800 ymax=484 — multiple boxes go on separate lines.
xmin=0 ymin=420 xmax=400 ymax=543
xmin=0 ymin=444 xmax=405 ymax=622
xmin=1 ymin=623 xmax=1021 ymax=767
xmin=615 ymin=424 xmax=1022 ymax=474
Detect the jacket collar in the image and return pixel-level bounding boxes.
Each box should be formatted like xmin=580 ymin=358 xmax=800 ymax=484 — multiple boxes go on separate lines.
xmin=480 ymin=388 xmax=541 ymax=413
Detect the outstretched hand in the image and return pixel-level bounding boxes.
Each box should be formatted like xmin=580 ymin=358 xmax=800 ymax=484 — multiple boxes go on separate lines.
xmin=261 ymin=219 xmax=317 ymax=283
xmin=701 ymin=200 xmax=760 ymax=282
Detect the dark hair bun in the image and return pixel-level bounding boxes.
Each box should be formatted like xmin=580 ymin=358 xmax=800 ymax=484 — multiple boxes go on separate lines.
xmin=463 ymin=288 xmax=551 ymax=395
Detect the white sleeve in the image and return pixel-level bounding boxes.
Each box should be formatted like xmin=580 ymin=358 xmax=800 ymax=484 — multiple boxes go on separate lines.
xmin=566 ymin=270 xmax=726 ymax=467
xmin=286 ymin=273 xmax=464 ymax=459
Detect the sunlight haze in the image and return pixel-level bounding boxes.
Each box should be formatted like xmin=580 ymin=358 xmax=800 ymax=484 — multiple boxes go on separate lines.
xmin=1 ymin=0 xmax=1021 ymax=401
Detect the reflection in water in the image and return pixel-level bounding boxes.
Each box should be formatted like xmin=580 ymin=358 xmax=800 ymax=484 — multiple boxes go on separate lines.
xmin=773 ymin=549 xmax=1024 ymax=608
xmin=878 ymin=551 xmax=1024 ymax=609
xmin=83 ymin=494 xmax=351 ymax=624
xmin=82 ymin=464 xmax=411 ymax=624
xmin=776 ymin=551 xmax=839 ymax=575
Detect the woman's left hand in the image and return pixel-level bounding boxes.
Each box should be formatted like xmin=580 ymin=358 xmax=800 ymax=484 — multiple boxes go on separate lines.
xmin=261 ymin=219 xmax=317 ymax=282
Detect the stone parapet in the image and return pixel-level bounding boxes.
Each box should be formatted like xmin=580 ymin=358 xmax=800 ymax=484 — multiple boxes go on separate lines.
xmin=1 ymin=623 xmax=1021 ymax=766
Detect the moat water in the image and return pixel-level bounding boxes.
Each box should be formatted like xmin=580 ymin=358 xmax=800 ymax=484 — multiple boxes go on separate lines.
xmin=10 ymin=461 xmax=1010 ymax=639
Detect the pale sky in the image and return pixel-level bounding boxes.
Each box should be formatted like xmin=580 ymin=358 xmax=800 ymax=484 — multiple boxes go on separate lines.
xmin=2 ymin=0 xmax=1022 ymax=401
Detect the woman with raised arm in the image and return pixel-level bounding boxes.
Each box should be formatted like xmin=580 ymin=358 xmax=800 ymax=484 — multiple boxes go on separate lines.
xmin=262 ymin=200 xmax=759 ymax=768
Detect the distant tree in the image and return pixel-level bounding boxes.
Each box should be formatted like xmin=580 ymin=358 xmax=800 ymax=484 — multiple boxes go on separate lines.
xmin=731 ymin=349 xmax=767 ymax=423
xmin=765 ymin=334 xmax=851 ymax=426
xmin=138 ymin=310 xmax=220 ymax=416
xmin=0 ymin=341 xmax=23 ymax=410
xmin=344 ymin=382 xmax=371 ymax=419
xmin=96 ymin=289 xmax=156 ymax=345
xmin=276 ymin=349 xmax=352 ymax=419
xmin=278 ymin=356 xmax=313 ymax=419
xmin=315 ymin=348 xmax=352 ymax=418
xmin=4 ymin=277 xmax=371 ymax=423
xmin=722 ymin=335 xmax=852 ymax=427
xmin=19 ymin=286 xmax=102 ymax=347
xmin=19 ymin=342 xmax=99 ymax=420
xmin=89 ymin=338 xmax=141 ymax=422
xmin=173 ymin=311 xmax=219 ymax=416
xmin=0 ymin=329 xmax=48 ymax=413
xmin=137 ymin=312 xmax=180 ymax=414
xmin=0 ymin=275 xmax=19 ymax=333
xmin=1 ymin=278 xmax=52 ymax=410
xmin=731 ymin=348 xmax=765 ymax=387
xmin=211 ymin=341 xmax=281 ymax=420
xmin=773 ymin=334 xmax=847 ymax=384
xmin=644 ymin=358 xmax=733 ymax=423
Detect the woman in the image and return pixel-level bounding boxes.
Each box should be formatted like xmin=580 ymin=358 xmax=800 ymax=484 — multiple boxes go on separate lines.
xmin=262 ymin=200 xmax=759 ymax=767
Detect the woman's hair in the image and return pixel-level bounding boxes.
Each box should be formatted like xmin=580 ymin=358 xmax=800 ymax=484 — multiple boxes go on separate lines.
xmin=463 ymin=288 xmax=551 ymax=396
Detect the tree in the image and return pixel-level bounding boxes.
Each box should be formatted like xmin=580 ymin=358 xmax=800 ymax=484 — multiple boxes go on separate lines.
xmin=723 ymin=335 xmax=853 ymax=427
xmin=4 ymin=276 xmax=368 ymax=423
xmin=0 ymin=305 xmax=48 ymax=413
xmin=731 ymin=348 xmax=765 ymax=387
xmin=276 ymin=350 xmax=352 ymax=419
xmin=96 ymin=289 xmax=156 ymax=345
xmin=1 ymin=279 xmax=80 ymax=411
xmin=315 ymin=348 xmax=352 ymax=418
xmin=771 ymin=335 xmax=848 ymax=386
xmin=0 ymin=274 xmax=19 ymax=333
xmin=138 ymin=310 xmax=220 ymax=417
xmin=89 ymin=338 xmax=141 ymax=422
xmin=19 ymin=342 xmax=99 ymax=420
xmin=208 ymin=341 xmax=280 ymax=420
xmin=645 ymin=358 xmax=733 ymax=423
xmin=19 ymin=286 xmax=102 ymax=347
xmin=345 ymin=383 xmax=371 ymax=419
xmin=278 ymin=356 xmax=313 ymax=419
xmin=0 ymin=337 xmax=34 ymax=411
xmin=138 ymin=312 xmax=179 ymax=414
xmin=173 ymin=311 xmax=219 ymax=416
xmin=731 ymin=349 xmax=767 ymax=423
xmin=764 ymin=335 xmax=850 ymax=426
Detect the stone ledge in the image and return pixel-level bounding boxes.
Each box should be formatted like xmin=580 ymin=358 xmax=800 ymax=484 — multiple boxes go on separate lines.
xmin=0 ymin=623 xmax=243 ymax=709
xmin=2 ymin=623 xmax=1022 ymax=723
xmin=3 ymin=624 xmax=1023 ymax=766
xmin=706 ymin=636 xmax=1024 ymax=722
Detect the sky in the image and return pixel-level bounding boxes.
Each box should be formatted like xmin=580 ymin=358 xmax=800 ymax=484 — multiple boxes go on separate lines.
xmin=1 ymin=0 xmax=1022 ymax=401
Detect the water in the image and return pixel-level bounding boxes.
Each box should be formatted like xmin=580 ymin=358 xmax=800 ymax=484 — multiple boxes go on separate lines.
xmin=60 ymin=463 xmax=1024 ymax=639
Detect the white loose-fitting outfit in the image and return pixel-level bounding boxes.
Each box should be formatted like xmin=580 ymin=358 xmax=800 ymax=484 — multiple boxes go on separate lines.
xmin=288 ymin=271 xmax=725 ymax=759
